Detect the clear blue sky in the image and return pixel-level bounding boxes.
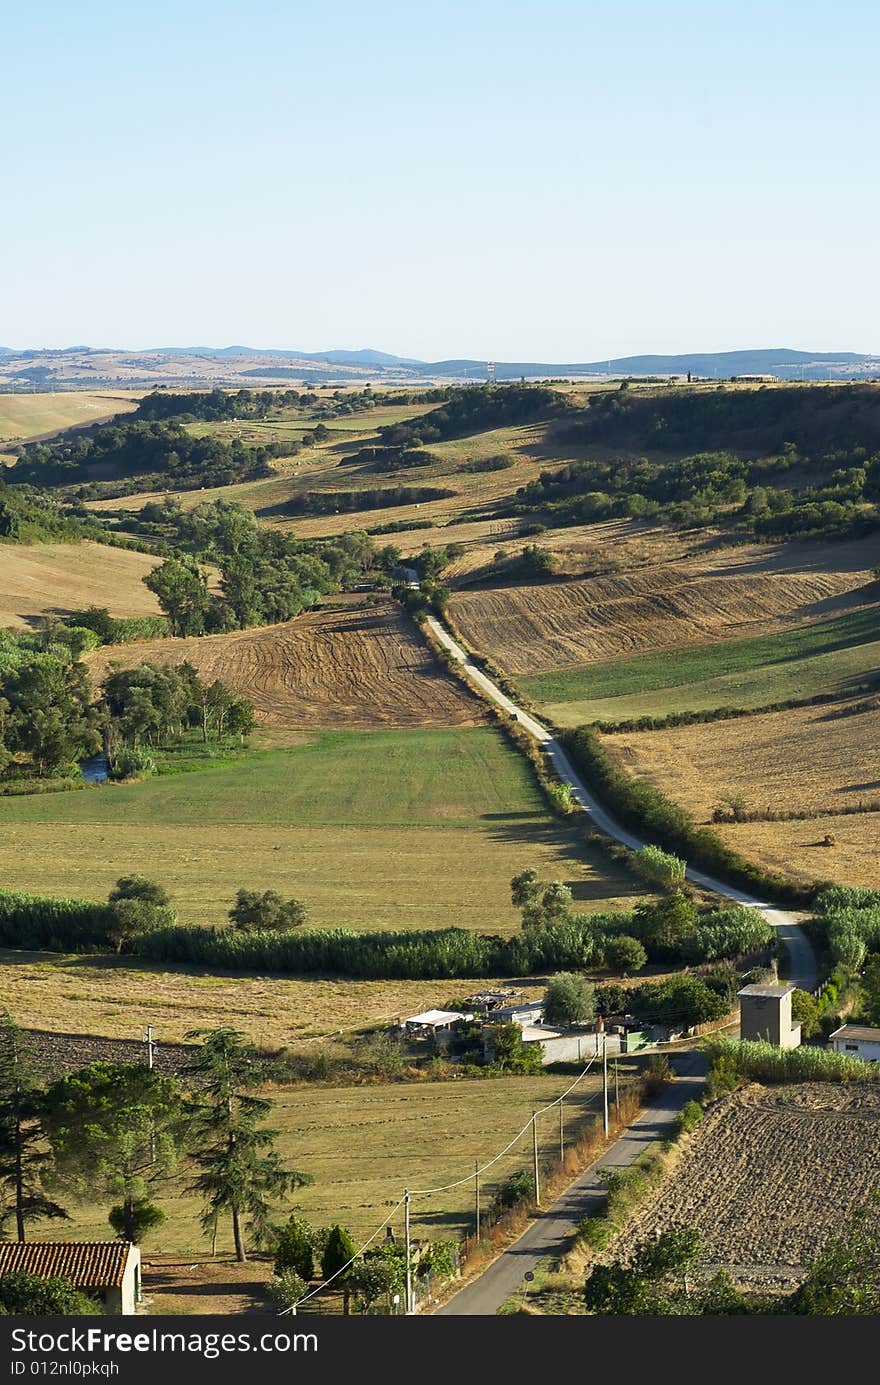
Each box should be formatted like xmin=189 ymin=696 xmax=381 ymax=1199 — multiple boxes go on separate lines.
xmin=3 ymin=0 xmax=878 ymax=360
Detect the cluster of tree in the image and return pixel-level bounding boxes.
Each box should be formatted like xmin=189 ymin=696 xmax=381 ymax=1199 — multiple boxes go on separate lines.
xmin=509 ymin=871 xmax=773 ymax=968
xmin=0 ymin=875 xmax=303 ymax=954
xmin=10 ymin=420 xmax=283 ymax=493
xmin=132 ymin=499 xmax=400 ymax=635
xmin=0 ymin=623 xmax=253 ymax=781
xmin=0 ymin=625 xmax=100 ymax=779
xmin=66 ymin=606 xmax=167 ymax=645
xmin=813 ymin=885 xmax=880 ymax=971
xmin=509 ymin=447 xmax=878 ymax=540
xmin=596 ymin=967 xmax=737 ymax=1029
xmin=101 ymin=663 xmax=255 ymax=767
xmin=486 ymin=544 xmax=556 ymax=582
xmin=272 ymin=1211 xmax=455 ymax=1315
xmin=378 ymin=384 xmax=562 ymax=450
xmin=0 ymin=1019 xmax=310 ymax=1267
xmin=0 ymin=480 xmax=101 ymax=545
xmin=584 ymin=1200 xmax=880 ymax=1314
xmin=446 ymin=1019 xmax=544 ymax=1073
xmin=281 ymin=485 xmax=455 ymax=517
xmin=343 ymin=445 xmax=434 ymax=473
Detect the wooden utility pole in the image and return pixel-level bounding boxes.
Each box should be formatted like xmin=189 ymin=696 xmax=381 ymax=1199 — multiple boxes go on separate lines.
xmin=532 ymin=1112 xmax=540 ymax=1206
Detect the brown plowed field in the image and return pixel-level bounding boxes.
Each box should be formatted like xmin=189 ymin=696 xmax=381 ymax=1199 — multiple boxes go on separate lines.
xmin=448 ymin=535 xmax=880 ymax=675
xmin=0 ymin=541 xmax=161 ymax=629
xmin=614 ymin=1084 xmax=880 ymax=1285
xmin=86 ymin=599 xmax=481 ymax=729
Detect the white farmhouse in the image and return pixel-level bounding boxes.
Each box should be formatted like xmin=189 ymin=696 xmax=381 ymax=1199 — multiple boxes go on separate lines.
xmin=829 ymin=1024 xmax=880 ymax=1062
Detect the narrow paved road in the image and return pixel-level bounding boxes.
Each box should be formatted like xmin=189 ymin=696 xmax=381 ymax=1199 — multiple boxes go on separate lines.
xmin=424 ymin=613 xmax=817 ymax=1314
xmin=426 ymin=614 xmax=817 ymax=992
xmin=437 ymin=1051 xmax=706 ymax=1315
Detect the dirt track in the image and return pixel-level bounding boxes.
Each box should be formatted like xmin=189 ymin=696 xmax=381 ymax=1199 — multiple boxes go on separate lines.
xmin=87 ymin=600 xmax=482 ymax=729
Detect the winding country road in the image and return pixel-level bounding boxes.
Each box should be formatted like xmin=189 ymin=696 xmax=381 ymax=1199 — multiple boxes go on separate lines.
xmin=426 ymin=614 xmax=817 ymax=994
xmin=424 ymin=611 xmax=818 ymax=1315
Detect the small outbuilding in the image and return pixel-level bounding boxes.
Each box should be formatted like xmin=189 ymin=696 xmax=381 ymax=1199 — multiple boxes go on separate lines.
xmin=400 ymin=1009 xmax=471 ymax=1036
xmin=0 ymin=1242 xmax=141 ymax=1315
xmin=737 ymin=982 xmax=801 ymax=1049
xmin=829 ymin=1024 xmax=880 ymax=1062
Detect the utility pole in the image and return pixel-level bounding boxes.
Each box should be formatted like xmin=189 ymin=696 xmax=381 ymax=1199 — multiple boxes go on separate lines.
xmin=532 ymin=1112 xmax=540 ymax=1207
xmin=559 ymin=1099 xmax=564 ymax=1163
xmin=145 ymin=1026 xmax=157 ymax=1161
xmin=404 ymin=1189 xmax=413 ymax=1315
xmin=474 ymin=1159 xmax=481 ymax=1241
xmin=602 ymin=1033 xmax=609 ymax=1137
xmin=614 ymin=1057 xmax=620 ymax=1114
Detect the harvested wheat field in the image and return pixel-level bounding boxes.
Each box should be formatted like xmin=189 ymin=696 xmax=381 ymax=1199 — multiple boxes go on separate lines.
xmin=87 ymin=599 xmax=481 ymax=729
xmin=448 ymin=534 xmax=880 ymax=677
xmin=0 ymin=540 xmax=162 ymax=629
xmin=613 ymin=1084 xmax=880 ymax=1287
xmin=0 ymin=949 xmax=545 ymax=1048
xmin=714 ymin=815 xmax=880 ymax=890
xmin=0 ymin=391 xmax=138 ymax=443
xmin=607 ymin=697 xmax=880 ymax=818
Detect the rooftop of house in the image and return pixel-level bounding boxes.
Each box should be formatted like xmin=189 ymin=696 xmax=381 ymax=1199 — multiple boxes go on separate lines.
xmin=737 ymin=983 xmax=796 ymax=999
xmin=830 ymin=1024 xmax=880 ymax=1042
xmin=0 ymin=1242 xmax=135 ymax=1288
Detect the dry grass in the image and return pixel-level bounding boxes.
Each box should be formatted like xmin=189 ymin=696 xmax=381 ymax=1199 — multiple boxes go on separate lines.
xmin=0 ymin=391 xmax=139 ymax=443
xmin=86 ymin=600 xmax=481 ymax=730
xmin=448 ymin=534 xmax=880 ymax=678
xmin=0 ymin=541 xmax=161 ymax=629
xmin=714 ymin=816 xmax=880 ymax=890
xmin=0 ymin=949 xmax=546 ymax=1047
xmin=605 ymin=695 xmax=880 ymax=886
xmin=608 ymin=697 xmax=880 ymax=817
xmin=611 ymin=1083 xmax=880 ymax=1285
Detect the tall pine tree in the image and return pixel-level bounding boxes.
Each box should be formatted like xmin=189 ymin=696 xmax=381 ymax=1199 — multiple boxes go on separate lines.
xmin=182 ymin=1028 xmax=311 ymax=1262
xmin=0 ymin=1012 xmax=68 ymax=1240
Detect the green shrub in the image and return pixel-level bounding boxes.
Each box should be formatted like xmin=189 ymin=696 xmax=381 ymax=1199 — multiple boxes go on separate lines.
xmin=675 ymin=1100 xmax=704 ymax=1136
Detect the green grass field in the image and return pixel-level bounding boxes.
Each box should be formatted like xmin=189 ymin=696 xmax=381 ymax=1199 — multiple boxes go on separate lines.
xmin=0 ymin=728 xmax=643 ymax=930
xmin=522 ymin=606 xmax=880 ymax=725
xmin=56 ymin=1072 xmax=619 ymax=1251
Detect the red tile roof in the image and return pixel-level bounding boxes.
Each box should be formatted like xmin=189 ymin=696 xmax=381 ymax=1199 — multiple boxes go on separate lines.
xmin=0 ymin=1242 xmax=133 ymax=1288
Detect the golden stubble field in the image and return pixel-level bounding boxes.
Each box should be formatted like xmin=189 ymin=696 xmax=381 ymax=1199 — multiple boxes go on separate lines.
xmin=447 ymin=534 xmax=880 ymax=676
xmin=0 ymin=950 xmax=546 ymax=1047
xmin=86 ymin=599 xmax=481 ymax=730
xmin=612 ymin=1083 xmax=880 ymax=1285
xmin=0 ymin=541 xmax=162 ymax=629
xmin=606 ymin=696 xmax=880 ymax=887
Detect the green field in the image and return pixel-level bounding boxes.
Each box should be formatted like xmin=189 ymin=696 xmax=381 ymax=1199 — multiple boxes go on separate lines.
xmin=0 ymin=728 xmax=643 ymax=930
xmin=522 ymin=606 xmax=880 ymax=725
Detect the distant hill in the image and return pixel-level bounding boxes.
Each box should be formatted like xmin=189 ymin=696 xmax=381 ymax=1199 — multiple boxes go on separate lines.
xmin=0 ymin=344 xmax=877 ymax=390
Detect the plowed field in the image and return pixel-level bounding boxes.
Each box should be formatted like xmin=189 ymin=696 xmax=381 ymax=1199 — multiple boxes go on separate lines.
xmin=87 ymin=599 xmax=481 ymax=729
xmin=0 ymin=541 xmax=162 ymax=629
xmin=448 ymin=536 xmax=880 ymax=677
xmin=614 ymin=1084 xmax=880 ymax=1284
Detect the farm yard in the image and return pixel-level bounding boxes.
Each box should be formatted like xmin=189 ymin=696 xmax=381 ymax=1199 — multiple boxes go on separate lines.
xmin=611 ymin=1083 xmax=880 ymax=1287
xmin=86 ymin=600 xmax=482 ymax=730
xmin=604 ymin=695 xmax=880 ymax=887
xmin=0 ymin=728 xmax=644 ymax=928
xmin=0 ymin=540 xmax=162 ymax=629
